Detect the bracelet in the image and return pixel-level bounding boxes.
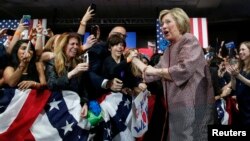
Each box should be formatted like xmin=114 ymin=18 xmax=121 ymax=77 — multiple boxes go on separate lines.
xmin=14 ymin=31 xmax=21 ymax=36
xmin=80 ymin=21 xmax=87 ymax=26
xmin=36 ymin=33 xmax=42 ymax=37
xmin=34 ymin=82 xmax=37 ymax=87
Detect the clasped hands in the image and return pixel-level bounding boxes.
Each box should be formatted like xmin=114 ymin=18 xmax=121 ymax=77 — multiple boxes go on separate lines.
xmin=225 ymin=61 xmax=240 ymax=77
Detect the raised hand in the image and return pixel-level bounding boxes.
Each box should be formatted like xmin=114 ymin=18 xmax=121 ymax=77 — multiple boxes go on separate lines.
xmin=83 ymin=35 xmax=97 ymax=50
xmin=81 ymin=6 xmax=95 ymax=23
xmin=35 ymin=23 xmax=43 ymax=34
xmin=0 ymin=28 xmax=8 ymax=38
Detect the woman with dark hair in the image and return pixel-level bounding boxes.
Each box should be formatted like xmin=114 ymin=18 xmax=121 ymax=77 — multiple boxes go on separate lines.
xmin=3 ymin=39 xmax=44 ymax=89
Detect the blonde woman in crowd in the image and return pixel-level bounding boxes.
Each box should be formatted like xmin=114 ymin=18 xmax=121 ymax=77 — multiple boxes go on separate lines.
xmin=45 ymin=32 xmax=90 ymax=117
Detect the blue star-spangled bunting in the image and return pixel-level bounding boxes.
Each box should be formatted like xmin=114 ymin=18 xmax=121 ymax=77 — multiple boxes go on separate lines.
xmin=156 ymin=19 xmax=170 ymax=53
xmin=0 ymin=19 xmax=19 ymax=45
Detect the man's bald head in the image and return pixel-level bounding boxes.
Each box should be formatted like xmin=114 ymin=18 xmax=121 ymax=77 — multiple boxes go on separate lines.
xmin=109 ymin=26 xmax=127 ymax=39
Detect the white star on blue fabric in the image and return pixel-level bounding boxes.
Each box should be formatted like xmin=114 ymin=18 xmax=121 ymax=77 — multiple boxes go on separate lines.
xmin=124 ymin=99 xmax=130 ymax=109
xmin=0 ymin=20 xmax=19 ymax=45
xmin=88 ymin=133 xmax=96 ymax=140
xmin=49 ymin=99 xmax=61 ymax=111
xmin=61 ymin=120 xmax=74 ymax=135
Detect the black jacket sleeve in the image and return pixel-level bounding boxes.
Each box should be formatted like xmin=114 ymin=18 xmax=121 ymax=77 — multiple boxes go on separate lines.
xmin=45 ymin=59 xmax=70 ymax=91
xmin=102 ymin=56 xmax=129 ymax=79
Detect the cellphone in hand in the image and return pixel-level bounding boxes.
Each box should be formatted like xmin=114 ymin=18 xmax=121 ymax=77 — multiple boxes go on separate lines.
xmin=90 ymin=3 xmax=96 ymax=14
xmin=90 ymin=25 xmax=98 ymax=38
xmin=25 ymin=41 xmax=31 ymax=54
xmin=82 ymin=52 xmax=89 ymax=64
xmin=22 ymin=15 xmax=31 ymax=26
xmin=6 ymin=29 xmax=15 ymax=36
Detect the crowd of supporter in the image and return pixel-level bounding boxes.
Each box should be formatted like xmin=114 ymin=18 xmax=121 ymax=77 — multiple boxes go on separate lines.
xmin=0 ymin=5 xmax=250 ymax=141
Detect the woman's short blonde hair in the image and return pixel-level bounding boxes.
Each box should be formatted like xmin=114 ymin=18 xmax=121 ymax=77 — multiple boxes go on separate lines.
xmin=159 ymin=8 xmax=190 ymax=34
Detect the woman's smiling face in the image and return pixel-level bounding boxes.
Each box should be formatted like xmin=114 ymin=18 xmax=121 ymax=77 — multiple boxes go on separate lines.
xmin=239 ymin=43 xmax=250 ymax=61
xmin=65 ymin=37 xmax=80 ymax=59
xmin=111 ymin=43 xmax=125 ymax=58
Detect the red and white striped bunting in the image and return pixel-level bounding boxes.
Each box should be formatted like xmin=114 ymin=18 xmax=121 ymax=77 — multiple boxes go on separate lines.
xmin=190 ymin=18 xmax=208 ymax=48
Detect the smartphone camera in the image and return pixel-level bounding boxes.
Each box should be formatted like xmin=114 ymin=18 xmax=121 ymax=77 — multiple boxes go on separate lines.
xmin=90 ymin=3 xmax=96 ymax=14
xmin=82 ymin=53 xmax=89 ymax=64
xmin=6 ymin=29 xmax=15 ymax=36
xmin=22 ymin=15 xmax=31 ymax=26
xmin=90 ymin=25 xmax=98 ymax=38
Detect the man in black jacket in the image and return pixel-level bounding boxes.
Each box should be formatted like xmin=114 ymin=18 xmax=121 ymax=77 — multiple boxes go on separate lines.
xmin=83 ymin=26 xmax=127 ymax=100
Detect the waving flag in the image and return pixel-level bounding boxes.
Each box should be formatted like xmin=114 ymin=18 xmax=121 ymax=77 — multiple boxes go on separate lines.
xmin=0 ymin=88 xmax=89 ymax=141
xmin=156 ymin=17 xmax=208 ymax=50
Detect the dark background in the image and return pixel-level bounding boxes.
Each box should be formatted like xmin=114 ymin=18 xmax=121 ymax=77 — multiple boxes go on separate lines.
xmin=1 ymin=0 xmax=250 ymax=48
xmin=50 ymin=19 xmax=250 ymax=48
